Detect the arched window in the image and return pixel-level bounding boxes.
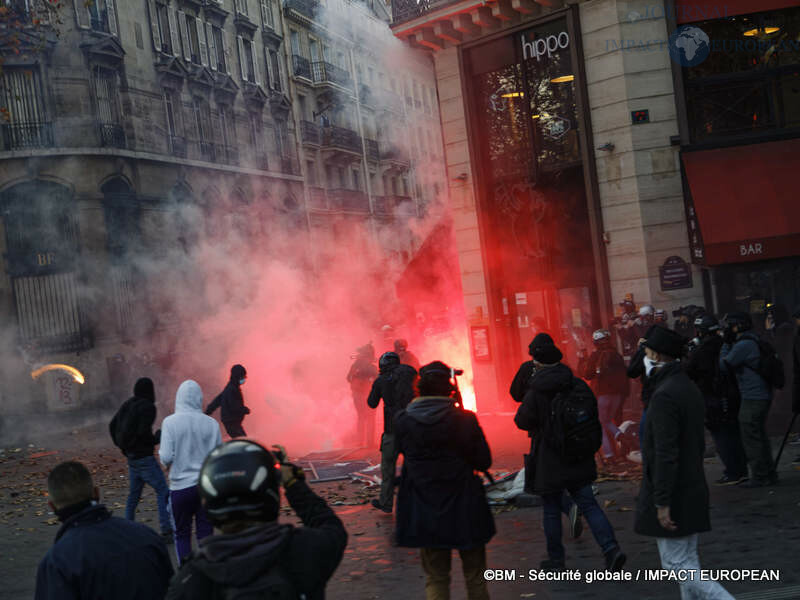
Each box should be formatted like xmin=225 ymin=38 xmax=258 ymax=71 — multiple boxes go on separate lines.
xmin=101 ymin=177 xmax=140 ymax=261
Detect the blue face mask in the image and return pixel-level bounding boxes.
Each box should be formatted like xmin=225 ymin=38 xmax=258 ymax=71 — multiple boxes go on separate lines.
xmin=239 ymin=378 xmax=246 ymax=385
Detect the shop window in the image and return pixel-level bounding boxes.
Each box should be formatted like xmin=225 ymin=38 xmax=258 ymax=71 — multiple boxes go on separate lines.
xmin=684 ymin=7 xmax=800 ymax=142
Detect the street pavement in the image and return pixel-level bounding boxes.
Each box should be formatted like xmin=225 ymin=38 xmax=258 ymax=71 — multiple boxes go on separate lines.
xmin=1 ymin=420 xmax=800 ymax=600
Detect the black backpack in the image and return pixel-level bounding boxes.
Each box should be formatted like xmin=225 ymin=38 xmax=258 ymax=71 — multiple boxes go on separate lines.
xmin=754 ymin=338 xmax=785 ymax=390
xmin=545 ymin=378 xmax=602 ymax=463
xmin=111 ymin=398 xmax=138 ymax=453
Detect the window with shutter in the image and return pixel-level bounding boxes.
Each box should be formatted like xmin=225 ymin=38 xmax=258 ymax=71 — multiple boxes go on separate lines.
xmin=237 ymin=36 xmax=248 ymax=82
xmin=206 ymin=23 xmax=217 ymax=71
xmin=168 ymin=7 xmax=180 ymax=57
xmin=222 ymin=30 xmax=232 ymax=74
xmin=106 ymin=0 xmax=118 ymax=36
xmin=147 ymin=0 xmax=161 ymax=51
xmin=178 ymin=11 xmax=191 ymax=61
xmin=263 ymin=48 xmax=272 ymax=89
xmin=269 ymin=50 xmax=282 ymax=92
xmin=73 ymin=0 xmax=88 ymax=28
xmin=260 ymin=0 xmax=273 ymax=29
xmin=198 ymin=19 xmax=209 ymax=66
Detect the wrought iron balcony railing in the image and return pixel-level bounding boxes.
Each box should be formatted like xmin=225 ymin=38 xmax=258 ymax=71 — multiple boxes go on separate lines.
xmin=300 ymin=120 xmax=321 ymax=145
xmin=328 ymin=188 xmax=369 ymax=213
xmin=311 ymin=61 xmax=352 ymax=89
xmin=292 ymin=54 xmax=312 ymax=79
xmin=364 ymin=138 xmax=379 ymax=161
xmin=373 ymin=195 xmax=414 ymax=215
xmin=322 ymin=125 xmax=362 ymax=154
xmin=170 ymin=135 xmax=187 ymax=158
xmin=392 ymin=0 xmax=458 ymax=25
xmin=98 ymin=122 xmax=126 ymax=148
xmin=379 ymin=142 xmax=410 ymax=164
xmin=284 ymin=0 xmax=319 ymax=20
xmin=1 ymin=122 xmax=54 ymax=150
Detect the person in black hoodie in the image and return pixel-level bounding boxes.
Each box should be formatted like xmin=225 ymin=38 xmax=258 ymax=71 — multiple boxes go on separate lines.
xmin=205 ymin=364 xmax=250 ymax=438
xmin=109 ymin=377 xmax=172 ymax=540
xmin=394 ymin=361 xmax=495 ymax=600
xmin=35 ymin=461 xmax=173 ymax=600
xmin=166 ymin=440 xmax=347 ymax=600
xmin=367 ymin=351 xmax=417 ymax=513
xmin=684 ymin=314 xmax=747 ymax=485
xmin=514 ymin=339 xmax=625 ymax=572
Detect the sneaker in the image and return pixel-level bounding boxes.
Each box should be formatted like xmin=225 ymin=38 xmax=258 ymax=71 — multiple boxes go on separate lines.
xmin=371 ymin=499 xmax=392 ymax=513
xmin=568 ymin=503 xmax=583 ymax=539
xmin=539 ymin=559 xmax=566 ymax=571
xmin=160 ymin=531 xmax=174 ymax=545
xmin=715 ymin=475 xmax=748 ymax=486
xmin=604 ymin=547 xmax=626 ymax=572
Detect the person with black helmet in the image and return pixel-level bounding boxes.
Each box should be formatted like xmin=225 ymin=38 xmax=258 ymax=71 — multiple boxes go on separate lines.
xmin=394 ymin=338 xmax=421 ymax=371
xmin=205 ymin=364 xmax=250 ymax=438
xmin=347 ymin=342 xmax=378 ymax=448
xmin=720 ymin=312 xmax=778 ymax=487
xmin=367 ymin=351 xmax=417 ymax=513
xmin=685 ymin=315 xmax=748 ymax=485
xmin=165 ymin=440 xmax=347 ymax=600
xmin=394 ymin=361 xmax=495 ymax=599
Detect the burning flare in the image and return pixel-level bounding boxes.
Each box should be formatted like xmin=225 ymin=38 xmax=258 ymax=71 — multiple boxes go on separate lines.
xmin=31 ymin=364 xmax=85 ymax=385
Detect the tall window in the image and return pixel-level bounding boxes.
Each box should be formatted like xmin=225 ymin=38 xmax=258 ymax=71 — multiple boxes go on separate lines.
xmin=185 ymin=14 xmax=201 ymax=64
xmin=260 ymin=0 xmax=273 ymax=29
xmin=0 ymin=66 xmax=52 ymax=150
xmin=239 ymin=37 xmax=256 ymax=82
xmin=352 ymin=169 xmax=360 ymax=191
xmin=150 ymin=1 xmax=174 ymax=54
xmin=219 ymin=103 xmax=235 ymax=148
xmin=92 ymin=66 xmax=124 ymax=147
xmin=193 ymin=97 xmax=213 ymax=159
xmin=290 ymin=30 xmax=301 ymax=56
xmin=307 ymin=161 xmax=317 ymax=185
xmin=211 ymin=26 xmax=227 ymax=72
xmin=235 ymin=0 xmax=248 ymax=16
xmin=87 ymin=0 xmax=118 ymax=35
xmin=268 ymin=49 xmax=282 ymax=92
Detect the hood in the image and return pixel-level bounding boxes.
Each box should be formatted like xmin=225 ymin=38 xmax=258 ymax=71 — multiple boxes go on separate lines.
xmin=175 ymin=380 xmax=203 ymax=413
xmin=405 ymin=396 xmax=454 ymax=425
xmin=529 ymin=362 xmax=573 ymax=393
xmin=133 ymin=377 xmax=155 ymax=402
xmin=230 ymin=364 xmax=246 ymax=383
xmin=195 ymin=522 xmax=292 ymax=587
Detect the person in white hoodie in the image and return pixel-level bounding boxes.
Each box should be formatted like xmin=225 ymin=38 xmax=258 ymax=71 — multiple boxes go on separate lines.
xmin=159 ymin=380 xmax=222 ymax=563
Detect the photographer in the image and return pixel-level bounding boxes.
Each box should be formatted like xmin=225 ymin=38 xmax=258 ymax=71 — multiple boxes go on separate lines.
xmin=166 ymin=441 xmax=347 ymax=600
xmin=684 ymin=315 xmax=747 ymax=485
xmin=719 ymin=312 xmax=778 ymax=488
xmin=673 ymin=305 xmax=705 ymax=340
xmin=394 ymin=361 xmax=494 ymax=600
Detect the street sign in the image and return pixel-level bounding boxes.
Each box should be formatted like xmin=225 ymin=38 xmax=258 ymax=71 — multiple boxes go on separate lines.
xmin=659 ymin=255 xmax=693 ymax=291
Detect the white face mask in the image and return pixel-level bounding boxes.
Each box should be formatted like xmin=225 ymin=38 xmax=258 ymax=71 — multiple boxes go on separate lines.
xmin=643 ymin=355 xmax=663 ymax=376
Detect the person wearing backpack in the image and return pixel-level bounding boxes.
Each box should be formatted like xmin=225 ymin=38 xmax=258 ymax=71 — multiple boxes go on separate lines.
xmin=109 ymin=377 xmax=173 ymax=543
xmin=636 ymin=327 xmax=734 ymax=600
xmin=514 ymin=338 xmax=625 ymax=572
xmin=685 ymin=315 xmax=748 ymax=486
xmin=367 ymin=351 xmax=418 ymax=513
xmin=165 ymin=440 xmax=347 ymax=600
xmin=720 ymin=312 xmax=779 ymax=487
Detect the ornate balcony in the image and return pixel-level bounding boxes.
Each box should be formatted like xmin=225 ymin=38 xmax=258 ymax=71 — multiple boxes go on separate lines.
xmin=300 ymin=120 xmax=321 ymax=145
xmin=328 ymin=189 xmax=369 ymax=213
xmin=379 ymin=141 xmax=410 ymax=168
xmin=311 ymin=61 xmax=352 ymax=90
xmin=321 ymin=125 xmax=362 ymax=156
xmin=1 ymin=122 xmax=54 ymax=150
xmin=373 ymin=194 xmax=414 ymax=215
xmin=364 ymin=138 xmax=379 ymax=162
xmin=292 ymin=54 xmax=311 ymax=80
xmin=284 ymin=0 xmax=318 ymax=22
xmin=98 ymin=122 xmax=126 ymax=148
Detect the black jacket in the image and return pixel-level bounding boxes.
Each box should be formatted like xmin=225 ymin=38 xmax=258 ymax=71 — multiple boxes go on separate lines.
xmin=109 ymin=378 xmax=160 ymax=460
xmin=510 ymin=360 xmax=535 ymax=403
xmin=628 ymin=346 xmax=655 ymax=410
xmin=367 ymin=364 xmax=417 ymax=434
xmin=515 ymin=363 xmax=597 ymax=495
xmin=579 ymin=346 xmax=628 ymax=397
xmin=206 ymin=366 xmax=250 ymax=424
xmin=635 ymin=361 xmax=711 ymax=538
xmin=794 ymin=328 xmax=800 ymax=414
xmin=685 ymin=335 xmax=739 ymax=427
xmin=166 ymin=479 xmax=347 ymax=600
xmin=394 ymin=397 xmax=495 ymax=549
xmin=35 ymin=503 xmax=173 ymax=600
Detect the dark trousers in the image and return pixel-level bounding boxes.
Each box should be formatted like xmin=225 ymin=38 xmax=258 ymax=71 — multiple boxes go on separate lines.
xmin=125 ymin=456 xmax=171 ymax=534
xmin=709 ymin=420 xmax=748 ymax=479
xmin=738 ymin=397 xmax=776 ymax=482
xmin=541 ymin=484 xmax=618 ymax=562
xmin=354 ymin=401 xmax=375 ymax=447
xmin=378 ymin=432 xmax=398 ymax=509
xmin=223 ymin=420 xmax=246 ymax=438
xmin=419 ymin=546 xmax=489 ymax=600
xmin=169 ymin=485 xmax=213 ymax=563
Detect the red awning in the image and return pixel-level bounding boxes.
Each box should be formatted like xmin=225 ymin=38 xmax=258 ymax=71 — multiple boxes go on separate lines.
xmin=675 ymin=0 xmax=799 ymax=24
xmin=681 ymin=138 xmax=800 ymax=265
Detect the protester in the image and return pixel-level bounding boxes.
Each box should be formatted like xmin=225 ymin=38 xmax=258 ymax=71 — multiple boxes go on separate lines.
xmin=579 ymin=329 xmax=629 ymax=463
xmin=165 ymin=441 xmax=347 ymax=600
xmin=793 ymin=307 xmax=800 ymax=464
xmin=394 ymin=338 xmax=421 ymax=371
xmin=205 ymin=364 xmax=250 ymax=438
xmin=513 ymin=338 xmax=624 ymax=572
xmin=367 ymin=351 xmax=417 ymax=513
xmin=108 ymin=377 xmax=172 ymax=541
xmin=395 ymin=361 xmax=495 ymax=600
xmin=160 ymin=379 xmax=223 ymax=563
xmin=684 ymin=315 xmax=748 ymax=485
xmin=35 ymin=461 xmax=173 ymax=600
xmin=720 ymin=312 xmax=778 ymax=487
xmin=347 ymin=342 xmax=379 ymax=447
xmin=635 ymin=327 xmax=734 ymax=600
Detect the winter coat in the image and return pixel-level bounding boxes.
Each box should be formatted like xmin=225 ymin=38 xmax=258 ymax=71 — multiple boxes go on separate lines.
xmin=685 ymin=334 xmax=740 ymax=428
xmin=35 ymin=503 xmax=173 ymax=600
xmin=579 ymin=346 xmax=628 ymax=397
xmin=109 ymin=399 xmax=159 ymax=460
xmin=635 ymin=361 xmax=711 ymax=538
xmin=394 ymin=397 xmax=495 ymax=549
xmin=165 ymin=480 xmax=347 ymax=600
xmin=720 ymin=333 xmax=771 ymax=401
xmin=205 ymin=365 xmax=250 ymax=425
xmin=794 ymin=328 xmax=800 ymax=414
xmin=367 ymin=364 xmax=417 ymax=434
xmin=160 ymin=380 xmax=223 ymax=491
xmin=510 ymin=360 xmax=535 ymax=403
xmin=516 ymin=363 xmax=597 ymax=495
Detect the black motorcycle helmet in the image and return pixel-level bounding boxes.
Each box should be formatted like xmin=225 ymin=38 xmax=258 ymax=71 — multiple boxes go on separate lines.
xmin=199 ymin=440 xmax=281 ymax=525
xmin=723 ymin=311 xmax=752 ymax=332
xmin=379 ymin=351 xmax=400 ymax=373
xmin=694 ymin=314 xmax=720 ymax=336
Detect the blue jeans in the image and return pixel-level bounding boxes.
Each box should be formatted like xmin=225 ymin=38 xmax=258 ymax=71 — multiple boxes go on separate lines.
xmin=542 ymin=484 xmax=618 ymax=562
xmin=126 ymin=455 xmax=171 ymax=534
xmin=597 ymin=394 xmax=622 ymax=458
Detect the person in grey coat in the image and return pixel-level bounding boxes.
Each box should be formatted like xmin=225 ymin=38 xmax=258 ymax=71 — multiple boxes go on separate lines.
xmin=719 ymin=312 xmax=777 ymax=487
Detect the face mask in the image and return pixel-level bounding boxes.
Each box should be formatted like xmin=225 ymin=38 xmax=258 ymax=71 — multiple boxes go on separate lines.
xmin=643 ymin=355 xmax=663 ymax=376
xmin=239 ymin=378 xmax=246 ymax=385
